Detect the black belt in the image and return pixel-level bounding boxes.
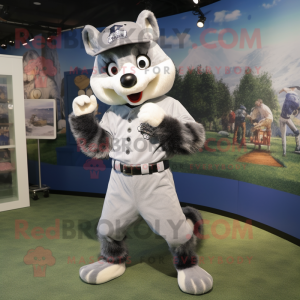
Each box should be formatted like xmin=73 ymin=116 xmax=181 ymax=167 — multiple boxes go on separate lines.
xmin=113 ymin=160 xmax=169 ymax=175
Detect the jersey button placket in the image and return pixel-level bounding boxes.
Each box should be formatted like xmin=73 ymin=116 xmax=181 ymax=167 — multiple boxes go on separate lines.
xmin=127 ymin=121 xmax=131 ymax=155
xmin=126 ymin=127 xmax=131 ymax=154
xmin=126 ymin=113 xmax=134 ymax=157
xmin=127 ymin=113 xmax=132 ymax=131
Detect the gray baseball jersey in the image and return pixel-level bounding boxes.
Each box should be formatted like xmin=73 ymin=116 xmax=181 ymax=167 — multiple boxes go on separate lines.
xmin=99 ymin=95 xmax=196 ymax=165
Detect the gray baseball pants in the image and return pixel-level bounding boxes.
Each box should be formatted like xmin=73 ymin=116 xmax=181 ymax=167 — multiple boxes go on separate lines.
xmin=280 ymin=116 xmax=300 ymax=154
xmin=97 ymin=167 xmax=193 ymax=248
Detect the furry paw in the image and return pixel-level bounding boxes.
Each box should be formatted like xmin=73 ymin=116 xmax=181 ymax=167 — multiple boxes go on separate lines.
xmin=177 ymin=265 xmax=213 ymax=295
xmin=73 ymin=95 xmax=97 ymax=116
xmin=137 ymin=103 xmax=166 ymax=127
xmin=79 ymin=260 xmax=126 ymax=284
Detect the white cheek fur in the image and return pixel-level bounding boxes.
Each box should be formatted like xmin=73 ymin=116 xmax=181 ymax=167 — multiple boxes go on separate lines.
xmin=141 ymin=59 xmax=175 ymax=104
xmin=90 ymin=76 xmax=126 ymax=105
xmin=90 ymin=58 xmax=176 ymax=106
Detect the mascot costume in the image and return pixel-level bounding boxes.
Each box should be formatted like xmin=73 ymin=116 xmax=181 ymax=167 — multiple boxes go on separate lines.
xmin=69 ymin=10 xmax=213 ymax=295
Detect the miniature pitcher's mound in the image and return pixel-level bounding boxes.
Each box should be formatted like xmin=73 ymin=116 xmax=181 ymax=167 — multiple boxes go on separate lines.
xmin=237 ymin=150 xmax=283 ymax=167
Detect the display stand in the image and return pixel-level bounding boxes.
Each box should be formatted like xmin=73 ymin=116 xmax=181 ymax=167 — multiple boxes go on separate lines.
xmin=29 ymin=139 xmax=50 ymax=200
xmin=25 ymin=99 xmax=56 ymax=200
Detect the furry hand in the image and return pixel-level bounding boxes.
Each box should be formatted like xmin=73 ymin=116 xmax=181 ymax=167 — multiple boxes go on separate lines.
xmin=73 ymin=95 xmax=97 ymax=116
xmin=137 ymin=103 xmax=166 ymax=127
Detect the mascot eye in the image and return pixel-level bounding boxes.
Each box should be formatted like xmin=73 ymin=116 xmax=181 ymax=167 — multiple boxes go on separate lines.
xmin=137 ymin=55 xmax=150 ymax=70
xmin=107 ymin=63 xmax=118 ymax=76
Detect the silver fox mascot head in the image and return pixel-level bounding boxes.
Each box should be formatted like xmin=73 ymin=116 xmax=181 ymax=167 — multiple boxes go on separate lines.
xmin=82 ymin=10 xmax=176 ymax=106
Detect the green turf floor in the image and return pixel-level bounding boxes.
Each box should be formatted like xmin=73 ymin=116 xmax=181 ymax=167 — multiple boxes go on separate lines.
xmin=1 ymin=193 xmax=299 ymax=300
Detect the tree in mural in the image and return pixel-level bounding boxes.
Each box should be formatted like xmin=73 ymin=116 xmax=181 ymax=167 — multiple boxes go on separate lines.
xmin=233 ymin=71 xmax=280 ymax=123
xmin=167 ymin=66 xmax=233 ymax=130
xmin=181 ymin=68 xmax=202 ymax=119
xmin=198 ymin=70 xmax=218 ymax=129
xmin=233 ymin=72 xmax=257 ymax=111
xmin=216 ymin=79 xmax=232 ymax=119
xmin=255 ymin=72 xmax=280 ymax=123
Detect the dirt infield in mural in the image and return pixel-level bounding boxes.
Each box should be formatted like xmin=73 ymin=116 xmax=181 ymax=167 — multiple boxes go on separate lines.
xmin=237 ymin=150 xmax=283 ymax=168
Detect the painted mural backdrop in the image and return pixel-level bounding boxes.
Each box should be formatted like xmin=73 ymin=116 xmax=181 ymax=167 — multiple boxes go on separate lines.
xmin=0 ymin=0 xmax=299 ymax=196
xmin=162 ymin=0 xmax=300 ymax=196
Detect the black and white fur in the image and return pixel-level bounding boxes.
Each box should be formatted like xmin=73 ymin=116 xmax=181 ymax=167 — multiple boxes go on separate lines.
xmin=170 ymin=207 xmax=203 ymax=270
xmin=69 ymin=107 xmax=112 ymax=159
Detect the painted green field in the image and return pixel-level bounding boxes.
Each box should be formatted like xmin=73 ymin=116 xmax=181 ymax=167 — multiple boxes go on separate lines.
xmin=25 ymin=131 xmax=300 ymax=195
xmin=170 ymin=132 xmax=300 ymax=196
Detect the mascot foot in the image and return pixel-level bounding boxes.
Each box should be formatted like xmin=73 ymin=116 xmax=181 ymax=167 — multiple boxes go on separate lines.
xmin=79 ymin=260 xmax=126 ymax=284
xmin=177 ymin=265 xmax=213 ymax=295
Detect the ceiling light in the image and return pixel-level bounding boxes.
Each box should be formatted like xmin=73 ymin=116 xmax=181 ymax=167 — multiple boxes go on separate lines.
xmin=29 ymin=32 xmax=35 ymax=42
xmin=1 ymin=43 xmax=7 ymax=49
xmin=19 ymin=31 xmax=29 ymax=45
xmin=193 ymin=4 xmax=208 ymax=28
xmin=47 ymin=30 xmax=57 ymax=40
xmin=33 ymin=2 xmax=41 ymax=5
xmin=193 ymin=0 xmax=199 ymax=4
xmin=197 ymin=20 xmax=204 ymax=28
xmin=197 ymin=16 xmax=206 ymax=28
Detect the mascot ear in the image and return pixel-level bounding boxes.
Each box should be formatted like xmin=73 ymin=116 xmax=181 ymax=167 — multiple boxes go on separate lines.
xmin=82 ymin=25 xmax=102 ymax=56
xmin=136 ymin=10 xmax=160 ymax=42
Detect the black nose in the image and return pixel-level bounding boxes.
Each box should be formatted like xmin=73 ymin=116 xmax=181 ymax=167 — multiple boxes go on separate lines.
xmin=120 ymin=73 xmax=137 ymax=88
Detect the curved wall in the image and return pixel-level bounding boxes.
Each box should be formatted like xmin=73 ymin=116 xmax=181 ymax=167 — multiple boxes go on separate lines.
xmin=28 ymin=161 xmax=300 ymax=240
xmin=173 ymin=172 xmax=300 ymax=240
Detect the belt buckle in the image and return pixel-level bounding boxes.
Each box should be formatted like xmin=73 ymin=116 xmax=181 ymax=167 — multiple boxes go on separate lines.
xmin=123 ymin=165 xmax=133 ymax=176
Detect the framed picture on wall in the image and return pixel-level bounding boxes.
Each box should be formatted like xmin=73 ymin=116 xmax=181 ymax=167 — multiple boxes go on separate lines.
xmin=25 ymin=99 xmax=57 ymax=139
